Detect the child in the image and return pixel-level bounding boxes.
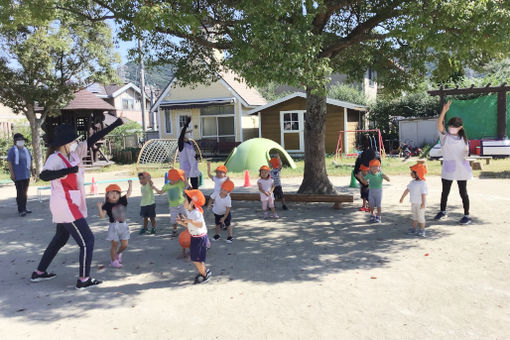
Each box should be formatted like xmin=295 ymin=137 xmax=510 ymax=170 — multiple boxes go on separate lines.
xmin=400 ymin=163 xmax=428 ymax=237
xmin=153 ymin=169 xmax=187 ymax=237
xmin=138 ymin=172 xmax=158 ymax=234
xmin=269 ymin=154 xmax=288 ymax=210
xmin=176 ymin=189 xmax=211 ymax=284
xmin=258 ymin=165 xmax=278 ymax=219
xmin=206 ymin=162 xmax=228 ymax=210
xmin=355 ymin=164 xmax=370 ymax=212
xmin=360 ymin=159 xmax=390 ymax=223
xmin=209 ymin=179 xmax=234 ymax=243
xmin=97 ymin=181 xmax=132 ymax=268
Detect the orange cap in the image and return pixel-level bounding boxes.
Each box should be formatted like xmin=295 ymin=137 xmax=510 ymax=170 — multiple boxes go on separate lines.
xmin=143 ymin=171 xmax=150 ymax=178
xmin=105 ymin=184 xmax=121 ymax=193
xmin=360 ymin=164 xmax=369 ymax=171
xmin=216 ymin=165 xmax=228 ymax=174
xmin=269 ymin=157 xmax=280 ymax=169
xmin=168 ymin=168 xmax=185 ymax=182
xmin=221 ymin=179 xmax=235 ymax=192
xmin=184 ymin=189 xmax=205 ymax=213
xmin=369 ymin=159 xmax=381 ymax=167
xmin=410 ymin=163 xmax=427 ymax=180
xmin=260 ymin=165 xmax=270 ymax=172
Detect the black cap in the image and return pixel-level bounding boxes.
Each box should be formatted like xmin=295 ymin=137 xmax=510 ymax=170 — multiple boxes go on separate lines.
xmin=51 ymin=124 xmax=78 ymax=147
xmin=13 ymin=133 xmax=26 ymax=141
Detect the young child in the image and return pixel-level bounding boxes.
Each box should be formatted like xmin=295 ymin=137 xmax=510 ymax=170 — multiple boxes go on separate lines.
xmin=360 ymin=159 xmax=390 ymax=223
xmin=258 ymin=165 xmax=278 ymax=219
xmin=206 ymin=162 xmax=228 ymax=210
xmin=153 ymin=169 xmax=187 ymax=237
xmin=138 ymin=172 xmax=158 ymax=234
xmin=209 ymin=179 xmax=234 ymax=243
xmin=355 ymin=164 xmax=370 ymax=212
xmin=97 ymin=181 xmax=132 ymax=268
xmin=176 ymin=189 xmax=211 ymax=284
xmin=400 ymin=163 xmax=428 ymax=237
xmin=269 ymin=154 xmax=288 ymax=210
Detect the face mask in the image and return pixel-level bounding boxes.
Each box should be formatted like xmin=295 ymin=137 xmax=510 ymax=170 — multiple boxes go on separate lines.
xmin=69 ymin=142 xmax=78 ymax=153
xmin=448 ymin=126 xmax=461 ymax=135
xmin=16 ymin=140 xmax=25 ymax=147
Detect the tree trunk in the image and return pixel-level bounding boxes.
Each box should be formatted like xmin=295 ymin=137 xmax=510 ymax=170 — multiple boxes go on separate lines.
xmin=297 ymin=86 xmax=337 ymax=194
xmin=25 ymin=108 xmax=43 ymax=181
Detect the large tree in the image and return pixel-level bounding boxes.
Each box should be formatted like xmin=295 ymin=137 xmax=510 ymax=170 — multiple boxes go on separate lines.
xmin=60 ymin=0 xmax=510 ymax=193
xmin=0 ymin=1 xmax=119 ymax=178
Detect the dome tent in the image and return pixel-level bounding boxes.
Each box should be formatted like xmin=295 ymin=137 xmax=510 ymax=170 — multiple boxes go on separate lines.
xmin=224 ymin=138 xmax=297 ymax=172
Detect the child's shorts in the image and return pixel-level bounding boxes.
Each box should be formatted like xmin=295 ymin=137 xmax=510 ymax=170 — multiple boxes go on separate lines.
xmin=214 ymin=212 xmax=232 ymax=227
xmin=360 ymin=185 xmax=369 ymax=200
xmin=368 ymin=188 xmax=382 ymax=208
xmin=273 ymin=185 xmax=284 ymax=199
xmin=190 ymin=234 xmax=208 ymax=262
xmin=106 ymin=222 xmax=130 ymax=242
xmin=140 ymin=203 xmax=156 ymax=218
xmin=169 ymin=204 xmax=187 ymax=225
xmin=411 ymin=203 xmax=426 ymax=223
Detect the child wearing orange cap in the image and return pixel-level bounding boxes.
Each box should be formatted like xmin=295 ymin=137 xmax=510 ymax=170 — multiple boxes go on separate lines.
xmin=359 ymin=159 xmax=390 ymax=223
xmin=176 ymin=189 xmax=211 ymax=284
xmin=400 ymin=163 xmax=428 ymax=237
xmin=258 ymin=165 xmax=278 ymax=219
xmin=209 ymin=179 xmax=235 ymax=243
xmin=206 ymin=161 xmax=229 ymax=210
xmin=355 ymin=164 xmax=370 ymax=212
xmin=96 ymin=180 xmax=133 ymax=268
xmin=269 ymin=153 xmax=288 ymax=210
xmin=153 ymin=169 xmax=187 ymax=237
xmin=138 ymin=172 xmax=159 ymax=234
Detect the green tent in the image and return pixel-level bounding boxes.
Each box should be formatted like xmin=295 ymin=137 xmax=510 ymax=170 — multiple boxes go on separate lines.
xmin=224 ymin=138 xmax=297 ymax=172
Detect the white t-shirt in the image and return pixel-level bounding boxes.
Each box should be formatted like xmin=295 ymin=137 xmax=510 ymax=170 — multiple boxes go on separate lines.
xmin=186 ymin=209 xmax=208 ymax=236
xmin=211 ymin=191 xmax=231 ymax=215
xmin=407 ymin=180 xmax=428 ymax=204
xmin=439 ymin=132 xmax=472 ymax=181
xmin=257 ymin=177 xmax=274 ymax=201
xmin=270 ymin=168 xmax=281 ymax=186
xmin=212 ymin=176 xmax=227 ymax=196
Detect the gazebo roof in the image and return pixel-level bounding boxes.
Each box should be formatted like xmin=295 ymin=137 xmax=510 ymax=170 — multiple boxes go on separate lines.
xmin=63 ymin=89 xmax=116 ymax=111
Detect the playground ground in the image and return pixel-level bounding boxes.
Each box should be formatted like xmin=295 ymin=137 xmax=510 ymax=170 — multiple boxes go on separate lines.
xmin=0 ymin=172 xmax=509 ymax=339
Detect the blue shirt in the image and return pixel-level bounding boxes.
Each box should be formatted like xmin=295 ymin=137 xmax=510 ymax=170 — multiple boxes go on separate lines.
xmin=7 ymin=146 xmax=31 ymax=181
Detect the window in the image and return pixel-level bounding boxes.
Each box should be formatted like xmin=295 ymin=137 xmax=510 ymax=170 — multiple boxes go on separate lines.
xmin=200 ymin=105 xmax=235 ymax=142
xmin=179 ymin=115 xmax=190 ymax=130
xmin=283 ymin=112 xmax=300 ymax=131
xmin=201 ymin=105 xmax=234 ymax=116
xmin=164 ymin=110 xmax=172 ymax=133
xmin=122 ymin=98 xmax=134 ymax=110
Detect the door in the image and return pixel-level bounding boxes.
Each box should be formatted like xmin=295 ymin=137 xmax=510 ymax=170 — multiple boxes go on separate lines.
xmin=175 ymin=112 xmax=192 ymax=136
xmin=280 ymin=110 xmax=305 ymax=152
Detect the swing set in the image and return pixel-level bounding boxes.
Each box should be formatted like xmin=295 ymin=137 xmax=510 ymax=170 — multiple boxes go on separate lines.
xmin=334 ymin=129 xmax=385 ymax=161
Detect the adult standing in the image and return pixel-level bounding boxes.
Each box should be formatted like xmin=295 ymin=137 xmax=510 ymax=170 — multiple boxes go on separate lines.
xmin=178 ymin=117 xmax=200 ymax=189
xmin=7 ymin=133 xmax=33 ymax=216
xmin=433 ymin=100 xmax=472 ymax=225
xmin=30 ymin=118 xmax=123 ymax=289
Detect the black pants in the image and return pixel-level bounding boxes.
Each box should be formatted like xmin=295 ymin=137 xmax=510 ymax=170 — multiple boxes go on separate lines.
xmin=190 ymin=177 xmax=199 ymax=189
xmin=14 ymin=179 xmax=30 ymax=213
xmin=37 ymin=218 xmax=95 ymax=278
xmin=440 ymin=179 xmax=469 ymax=215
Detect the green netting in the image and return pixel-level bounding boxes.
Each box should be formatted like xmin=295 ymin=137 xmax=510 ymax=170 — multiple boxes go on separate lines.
xmin=448 ymin=94 xmax=510 ymax=139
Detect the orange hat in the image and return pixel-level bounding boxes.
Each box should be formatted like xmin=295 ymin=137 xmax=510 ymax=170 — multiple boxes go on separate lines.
xmin=410 ymin=163 xmax=427 ymax=180
xmin=143 ymin=171 xmax=150 ymax=178
xmin=369 ymin=159 xmax=381 ymax=167
xmin=105 ymin=184 xmax=121 ymax=193
xmin=184 ymin=189 xmax=205 ymax=213
xmin=260 ymin=165 xmax=270 ymax=172
xmin=221 ymin=179 xmax=235 ymax=192
xmin=216 ymin=165 xmax=228 ymax=174
xmin=360 ymin=164 xmax=369 ymax=171
xmin=269 ymin=157 xmax=280 ymax=169
xmin=168 ymin=168 xmax=185 ymax=182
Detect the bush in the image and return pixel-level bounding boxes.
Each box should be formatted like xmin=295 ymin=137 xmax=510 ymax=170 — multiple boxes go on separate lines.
xmin=328 ymin=84 xmax=370 ymax=106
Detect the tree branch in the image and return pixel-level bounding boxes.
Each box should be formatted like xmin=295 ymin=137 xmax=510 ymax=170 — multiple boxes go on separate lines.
xmin=312 ymin=0 xmax=359 ymax=35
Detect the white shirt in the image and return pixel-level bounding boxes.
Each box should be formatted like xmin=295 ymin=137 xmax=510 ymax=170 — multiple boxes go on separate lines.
xmin=439 ymin=132 xmax=472 ymax=181
xmin=257 ymin=177 xmax=274 ymax=201
xmin=212 ymin=176 xmax=227 ymax=196
xmin=211 ymin=191 xmax=231 ymax=215
xmin=407 ymin=180 xmax=428 ymax=204
xmin=186 ymin=209 xmax=207 ymax=236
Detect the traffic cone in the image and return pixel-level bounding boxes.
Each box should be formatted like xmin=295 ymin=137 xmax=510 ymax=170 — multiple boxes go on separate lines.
xmin=243 ymin=170 xmax=251 ymax=187
xmin=90 ymin=177 xmax=98 ymax=195
xmin=349 ymin=170 xmax=359 ymax=188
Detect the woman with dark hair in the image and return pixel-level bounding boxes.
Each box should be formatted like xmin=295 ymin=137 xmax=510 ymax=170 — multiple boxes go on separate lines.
xmin=434 ymin=100 xmax=472 ymax=224
xmin=178 ymin=117 xmax=200 ymax=189
xmin=30 ymin=118 xmax=123 ymax=289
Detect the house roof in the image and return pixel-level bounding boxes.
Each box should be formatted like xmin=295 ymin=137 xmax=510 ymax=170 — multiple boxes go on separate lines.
xmin=246 ymin=92 xmax=368 ymax=115
xmin=86 ymin=82 xmax=148 ymax=100
xmin=63 ymin=89 xmax=116 ymax=111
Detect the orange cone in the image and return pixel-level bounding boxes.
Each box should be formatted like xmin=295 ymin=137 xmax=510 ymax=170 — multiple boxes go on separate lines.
xmin=243 ymin=170 xmax=251 ymax=187
xmin=90 ymin=177 xmax=98 ymax=195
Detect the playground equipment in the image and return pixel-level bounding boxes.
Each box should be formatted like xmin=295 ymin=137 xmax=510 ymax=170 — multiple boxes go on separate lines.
xmin=136 ymin=138 xmax=203 ymax=169
xmin=334 ymin=129 xmax=385 ymax=161
xmin=224 ymin=138 xmax=296 ymax=172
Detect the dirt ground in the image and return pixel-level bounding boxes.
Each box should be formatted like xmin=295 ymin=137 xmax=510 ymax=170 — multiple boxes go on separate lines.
xmin=0 ymin=172 xmax=509 ymax=340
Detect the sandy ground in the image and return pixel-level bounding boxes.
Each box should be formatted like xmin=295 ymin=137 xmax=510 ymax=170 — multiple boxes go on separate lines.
xmin=0 ymin=172 xmax=509 ymax=340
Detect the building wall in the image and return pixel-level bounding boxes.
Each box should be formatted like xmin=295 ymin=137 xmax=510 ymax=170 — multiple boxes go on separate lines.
xmin=112 ymin=88 xmax=151 ymax=126
xmin=159 ymin=108 xmax=200 ymax=139
xmin=163 ymin=81 xmax=232 ymax=101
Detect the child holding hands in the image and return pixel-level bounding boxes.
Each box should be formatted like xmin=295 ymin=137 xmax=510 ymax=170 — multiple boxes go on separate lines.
xmin=400 ymin=163 xmax=428 ymax=237
xmin=360 ymin=159 xmax=390 ymax=223
xmin=258 ymin=165 xmax=278 ymax=219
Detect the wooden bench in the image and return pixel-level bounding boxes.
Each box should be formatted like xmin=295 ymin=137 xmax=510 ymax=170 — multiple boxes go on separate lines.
xmin=439 ymin=156 xmax=491 ymax=167
xmin=229 ymin=192 xmax=353 ymax=210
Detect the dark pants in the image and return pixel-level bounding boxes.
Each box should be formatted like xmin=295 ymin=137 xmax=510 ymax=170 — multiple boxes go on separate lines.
xmin=37 ymin=218 xmax=95 ymax=278
xmin=190 ymin=177 xmax=199 ymax=189
xmin=440 ymin=179 xmax=469 ymax=215
xmin=14 ymin=179 xmax=30 ymax=213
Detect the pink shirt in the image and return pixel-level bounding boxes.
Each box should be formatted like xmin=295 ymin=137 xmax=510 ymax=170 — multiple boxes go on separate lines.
xmin=257 ymin=177 xmax=274 ymax=201
xmin=43 ymin=142 xmax=88 ymax=223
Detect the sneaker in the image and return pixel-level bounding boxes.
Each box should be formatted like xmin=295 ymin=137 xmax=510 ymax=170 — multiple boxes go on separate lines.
xmin=433 ymin=211 xmax=448 ymax=220
xmin=193 ymin=270 xmax=211 ymax=284
xmin=263 ymin=212 xmax=269 ymax=219
xmin=75 ymin=277 xmax=102 ymax=290
xmin=226 ymin=236 xmax=233 ymax=244
xmin=417 ymin=229 xmax=426 ymax=237
xmin=25 ymin=209 xmax=32 ymax=214
xmin=282 ymin=204 xmax=288 ymax=210
xmin=150 ymin=227 xmax=156 ymax=234
xmin=273 ymin=214 xmax=279 ymax=219
xmin=369 ymin=215 xmax=376 ymax=223
xmin=213 ymin=234 xmax=221 ymax=241
xmin=139 ymin=227 xmax=148 ymax=235
xmin=110 ymin=260 xmax=123 ymax=268
xmin=375 ymin=216 xmax=381 ymax=223
xmin=360 ymin=206 xmax=365 ymax=211
xmin=116 ymin=253 xmax=123 ymax=263
xmin=365 ymin=207 xmax=371 ymax=213
xmin=459 ymin=216 xmax=472 ymax=225
xmin=19 ymin=211 xmax=26 ymax=217
xmin=407 ymin=228 xmax=417 ymax=235
xmin=30 ymin=271 xmax=56 ymax=282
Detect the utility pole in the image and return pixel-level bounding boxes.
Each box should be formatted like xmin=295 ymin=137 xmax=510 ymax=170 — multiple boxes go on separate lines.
xmin=138 ymin=39 xmax=146 ymax=134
